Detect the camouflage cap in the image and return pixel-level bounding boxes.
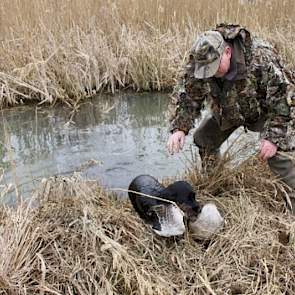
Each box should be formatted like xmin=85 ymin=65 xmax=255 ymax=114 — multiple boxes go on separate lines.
xmin=191 ymin=30 xmax=226 ymax=79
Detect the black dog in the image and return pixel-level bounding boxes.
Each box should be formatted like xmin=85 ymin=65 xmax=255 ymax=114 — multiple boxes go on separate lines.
xmin=128 ymin=175 xmax=201 ymax=232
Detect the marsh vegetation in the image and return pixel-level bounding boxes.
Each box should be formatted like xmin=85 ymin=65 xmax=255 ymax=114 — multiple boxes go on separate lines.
xmin=0 ymin=0 xmax=295 ymax=107
xmin=1 ymin=156 xmax=295 ymax=294
xmin=1 ymin=1 xmax=295 ymax=294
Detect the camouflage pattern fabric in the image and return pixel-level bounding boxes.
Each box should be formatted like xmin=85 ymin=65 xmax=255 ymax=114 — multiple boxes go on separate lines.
xmin=169 ymin=24 xmax=295 ymax=151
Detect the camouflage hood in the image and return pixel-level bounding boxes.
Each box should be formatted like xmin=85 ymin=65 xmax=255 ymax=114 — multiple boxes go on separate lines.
xmin=215 ymin=23 xmax=252 ymax=67
xmin=215 ymin=23 xmax=252 ymax=48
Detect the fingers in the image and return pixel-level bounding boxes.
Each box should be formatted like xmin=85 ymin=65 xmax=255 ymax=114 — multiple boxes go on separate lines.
xmin=167 ymin=138 xmax=175 ymax=155
xmin=262 ymin=148 xmax=276 ymax=161
xmin=259 ymin=139 xmax=278 ymax=161
xmin=173 ymin=140 xmax=180 ymax=154
xmin=259 ymin=140 xmax=266 ymax=160
xmin=259 ymin=148 xmax=271 ymax=161
xmin=167 ymin=137 xmax=180 ymax=154
xmin=167 ymin=137 xmax=174 ymax=154
xmin=167 ymin=132 xmax=185 ymax=155
xmin=180 ymin=134 xmax=185 ymax=149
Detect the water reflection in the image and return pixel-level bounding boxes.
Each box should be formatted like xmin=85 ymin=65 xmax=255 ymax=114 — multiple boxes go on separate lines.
xmin=0 ymin=93 xmax=192 ymax=199
xmin=0 ymin=92 xmax=259 ymax=201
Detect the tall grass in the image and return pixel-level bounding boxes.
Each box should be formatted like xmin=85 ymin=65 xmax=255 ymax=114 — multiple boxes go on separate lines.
xmin=0 ymin=0 xmax=295 ymax=107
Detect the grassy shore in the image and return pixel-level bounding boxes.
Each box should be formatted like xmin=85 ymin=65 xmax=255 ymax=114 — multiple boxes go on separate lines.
xmin=0 ymin=155 xmax=295 ymax=294
xmin=0 ymin=0 xmax=295 ymax=107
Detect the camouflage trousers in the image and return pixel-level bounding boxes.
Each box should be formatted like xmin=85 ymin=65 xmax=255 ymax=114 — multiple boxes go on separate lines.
xmin=193 ymin=115 xmax=295 ymax=212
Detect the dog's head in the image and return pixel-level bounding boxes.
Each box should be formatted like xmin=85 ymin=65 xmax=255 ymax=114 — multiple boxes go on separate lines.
xmin=163 ymin=181 xmax=201 ymax=220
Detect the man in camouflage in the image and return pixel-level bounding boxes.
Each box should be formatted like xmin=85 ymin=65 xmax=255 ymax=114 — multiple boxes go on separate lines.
xmin=167 ymin=24 xmax=295 ymax=213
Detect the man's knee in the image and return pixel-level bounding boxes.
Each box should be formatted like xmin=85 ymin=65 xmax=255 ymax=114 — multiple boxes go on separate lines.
xmin=194 ymin=117 xmax=220 ymax=150
xmin=193 ymin=129 xmax=218 ymax=152
xmin=193 ymin=116 xmax=235 ymax=155
xmin=268 ymin=152 xmax=295 ymax=190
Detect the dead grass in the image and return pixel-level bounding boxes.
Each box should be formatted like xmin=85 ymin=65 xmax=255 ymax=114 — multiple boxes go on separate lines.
xmin=0 ymin=0 xmax=295 ymax=107
xmin=0 ymin=155 xmax=295 ymax=294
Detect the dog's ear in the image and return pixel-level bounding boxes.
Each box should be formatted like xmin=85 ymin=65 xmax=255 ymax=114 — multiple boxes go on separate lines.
xmin=147 ymin=210 xmax=153 ymax=217
xmin=189 ymin=191 xmax=196 ymax=200
xmin=160 ymin=187 xmax=177 ymax=202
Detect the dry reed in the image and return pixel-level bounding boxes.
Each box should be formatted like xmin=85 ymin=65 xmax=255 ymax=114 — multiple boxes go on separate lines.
xmin=0 ymin=154 xmax=295 ymax=294
xmin=0 ymin=0 xmax=295 ymax=107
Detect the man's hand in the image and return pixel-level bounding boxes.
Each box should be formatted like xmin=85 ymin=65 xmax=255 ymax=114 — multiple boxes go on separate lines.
xmin=167 ymin=130 xmax=186 ymax=154
xmin=259 ymin=139 xmax=278 ymax=161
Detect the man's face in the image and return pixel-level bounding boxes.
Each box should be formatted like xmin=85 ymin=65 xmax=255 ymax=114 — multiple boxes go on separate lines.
xmin=214 ymin=46 xmax=232 ymax=78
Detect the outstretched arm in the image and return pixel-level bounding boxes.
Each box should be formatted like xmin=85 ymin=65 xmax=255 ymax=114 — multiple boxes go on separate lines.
xmin=168 ymin=73 xmax=209 ymax=135
xmin=167 ymin=57 xmax=209 ymax=154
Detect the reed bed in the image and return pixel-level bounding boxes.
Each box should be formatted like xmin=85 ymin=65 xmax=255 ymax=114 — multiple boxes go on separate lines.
xmin=0 ymin=0 xmax=295 ymax=107
xmin=0 ymin=155 xmax=295 ymax=294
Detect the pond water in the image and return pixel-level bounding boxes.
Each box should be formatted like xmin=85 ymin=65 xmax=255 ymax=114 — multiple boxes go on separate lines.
xmin=0 ymin=93 xmax=258 ymax=201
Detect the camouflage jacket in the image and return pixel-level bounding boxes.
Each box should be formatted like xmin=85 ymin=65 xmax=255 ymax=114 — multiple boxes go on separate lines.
xmin=169 ymin=24 xmax=295 ymax=151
